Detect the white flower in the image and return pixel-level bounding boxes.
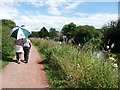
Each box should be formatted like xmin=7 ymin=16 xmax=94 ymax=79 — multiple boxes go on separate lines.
xmin=112 ymin=63 xmax=118 ymax=68
xmin=109 ymin=57 xmax=115 ymax=61
xmin=106 ymin=45 xmax=109 ymax=49
xmin=77 ymin=64 xmax=80 ymax=67
xmin=111 ymin=43 xmax=114 ymax=48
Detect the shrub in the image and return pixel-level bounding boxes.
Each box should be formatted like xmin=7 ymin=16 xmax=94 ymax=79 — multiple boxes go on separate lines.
xmin=1 ymin=19 xmax=16 ymax=59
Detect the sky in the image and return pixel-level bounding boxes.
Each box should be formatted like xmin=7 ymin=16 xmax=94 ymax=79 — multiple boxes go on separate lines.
xmin=0 ymin=0 xmax=119 ymax=31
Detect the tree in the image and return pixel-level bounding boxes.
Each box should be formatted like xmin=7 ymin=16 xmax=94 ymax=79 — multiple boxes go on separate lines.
xmin=49 ymin=28 xmax=58 ymax=39
xmin=39 ymin=27 xmax=49 ymax=38
xmin=61 ymin=22 xmax=76 ymax=41
xmin=31 ymin=31 xmax=39 ymax=38
xmin=102 ymin=20 xmax=120 ymax=52
xmin=74 ymin=25 xmax=100 ymax=45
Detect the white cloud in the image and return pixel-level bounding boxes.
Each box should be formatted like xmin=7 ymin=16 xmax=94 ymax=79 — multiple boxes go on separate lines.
xmin=24 ymin=0 xmax=85 ymax=15
xmin=75 ymin=12 xmax=89 ymax=17
xmin=1 ymin=0 xmax=118 ymax=2
xmin=64 ymin=1 xmax=83 ymax=9
xmin=14 ymin=13 xmax=117 ymax=31
xmin=29 ymin=2 xmax=46 ymax=7
xmin=0 ymin=1 xmax=118 ymax=31
xmin=47 ymin=0 xmax=84 ymax=15
xmin=48 ymin=7 xmax=61 ymax=15
xmin=85 ymin=0 xmax=119 ymax=2
xmin=13 ymin=0 xmax=118 ymax=16
xmin=0 ymin=2 xmax=19 ymax=19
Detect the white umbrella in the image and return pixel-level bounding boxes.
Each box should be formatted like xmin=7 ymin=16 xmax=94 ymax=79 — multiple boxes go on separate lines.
xmin=10 ymin=25 xmax=31 ymax=40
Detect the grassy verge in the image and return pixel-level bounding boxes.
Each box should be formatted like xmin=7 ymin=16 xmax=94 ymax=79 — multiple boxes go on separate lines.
xmin=1 ymin=61 xmax=9 ymax=70
xmin=1 ymin=19 xmax=16 ymax=70
xmin=31 ymin=38 xmax=118 ymax=88
xmin=0 ymin=60 xmax=10 ymax=70
xmin=0 ymin=52 xmax=15 ymax=70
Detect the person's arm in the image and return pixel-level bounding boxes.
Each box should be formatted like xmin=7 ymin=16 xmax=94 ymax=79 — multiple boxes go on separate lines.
xmin=21 ymin=41 xmax=24 ymax=47
xmin=30 ymin=44 xmax=31 ymax=49
xmin=29 ymin=39 xmax=32 ymax=49
xmin=29 ymin=41 xmax=32 ymax=49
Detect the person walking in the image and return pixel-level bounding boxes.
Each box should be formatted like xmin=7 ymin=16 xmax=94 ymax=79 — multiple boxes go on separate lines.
xmin=22 ymin=38 xmax=32 ymax=63
xmin=13 ymin=39 xmax=24 ymax=64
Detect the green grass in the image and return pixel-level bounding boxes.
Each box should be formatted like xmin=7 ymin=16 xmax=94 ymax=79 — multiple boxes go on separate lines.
xmin=0 ymin=60 xmax=10 ymax=70
xmin=0 ymin=53 xmax=15 ymax=70
xmin=31 ymin=38 xmax=118 ymax=88
xmin=1 ymin=61 xmax=9 ymax=70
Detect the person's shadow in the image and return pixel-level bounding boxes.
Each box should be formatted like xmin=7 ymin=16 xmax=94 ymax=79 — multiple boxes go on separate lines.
xmin=11 ymin=59 xmax=18 ymax=63
xmin=2 ymin=57 xmax=18 ymax=64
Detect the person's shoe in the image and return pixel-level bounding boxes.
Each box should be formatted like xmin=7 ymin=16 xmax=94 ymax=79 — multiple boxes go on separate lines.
xmin=21 ymin=60 xmax=25 ymax=62
xmin=24 ymin=61 xmax=28 ymax=63
xmin=17 ymin=61 xmax=20 ymax=64
xmin=21 ymin=60 xmax=28 ymax=63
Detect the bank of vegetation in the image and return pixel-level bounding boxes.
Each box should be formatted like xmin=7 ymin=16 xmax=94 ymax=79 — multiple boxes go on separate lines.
xmin=0 ymin=19 xmax=16 ymax=69
xmin=31 ymin=38 xmax=118 ymax=88
xmin=30 ymin=19 xmax=119 ymax=88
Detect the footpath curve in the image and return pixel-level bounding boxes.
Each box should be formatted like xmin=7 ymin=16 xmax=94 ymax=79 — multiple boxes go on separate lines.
xmin=0 ymin=45 xmax=49 ymax=88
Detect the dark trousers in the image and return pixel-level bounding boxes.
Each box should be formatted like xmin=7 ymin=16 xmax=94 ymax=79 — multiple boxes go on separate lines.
xmin=16 ymin=52 xmax=22 ymax=61
xmin=23 ymin=47 xmax=30 ymax=62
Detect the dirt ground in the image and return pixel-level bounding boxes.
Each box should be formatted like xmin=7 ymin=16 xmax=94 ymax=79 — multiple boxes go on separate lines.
xmin=0 ymin=45 xmax=49 ymax=89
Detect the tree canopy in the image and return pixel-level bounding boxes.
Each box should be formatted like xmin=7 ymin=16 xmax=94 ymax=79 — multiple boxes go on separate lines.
xmin=39 ymin=27 xmax=49 ymax=38
xmin=49 ymin=28 xmax=58 ymax=39
xmin=102 ymin=20 xmax=120 ymax=52
xmin=32 ymin=31 xmax=39 ymax=38
xmin=74 ymin=25 xmax=100 ymax=44
xmin=61 ymin=22 xmax=76 ymax=41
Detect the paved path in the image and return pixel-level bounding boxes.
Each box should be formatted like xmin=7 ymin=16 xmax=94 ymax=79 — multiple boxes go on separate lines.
xmin=0 ymin=46 xmax=49 ymax=89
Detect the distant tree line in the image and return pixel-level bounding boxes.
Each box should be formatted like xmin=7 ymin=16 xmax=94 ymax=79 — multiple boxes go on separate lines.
xmin=31 ymin=27 xmax=58 ymax=39
xmin=32 ymin=22 xmax=101 ymax=46
xmin=31 ymin=20 xmax=120 ymax=52
xmin=1 ymin=19 xmax=120 ymax=53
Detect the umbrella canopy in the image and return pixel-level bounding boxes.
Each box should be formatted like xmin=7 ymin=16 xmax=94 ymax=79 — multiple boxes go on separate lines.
xmin=10 ymin=25 xmax=31 ymax=40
